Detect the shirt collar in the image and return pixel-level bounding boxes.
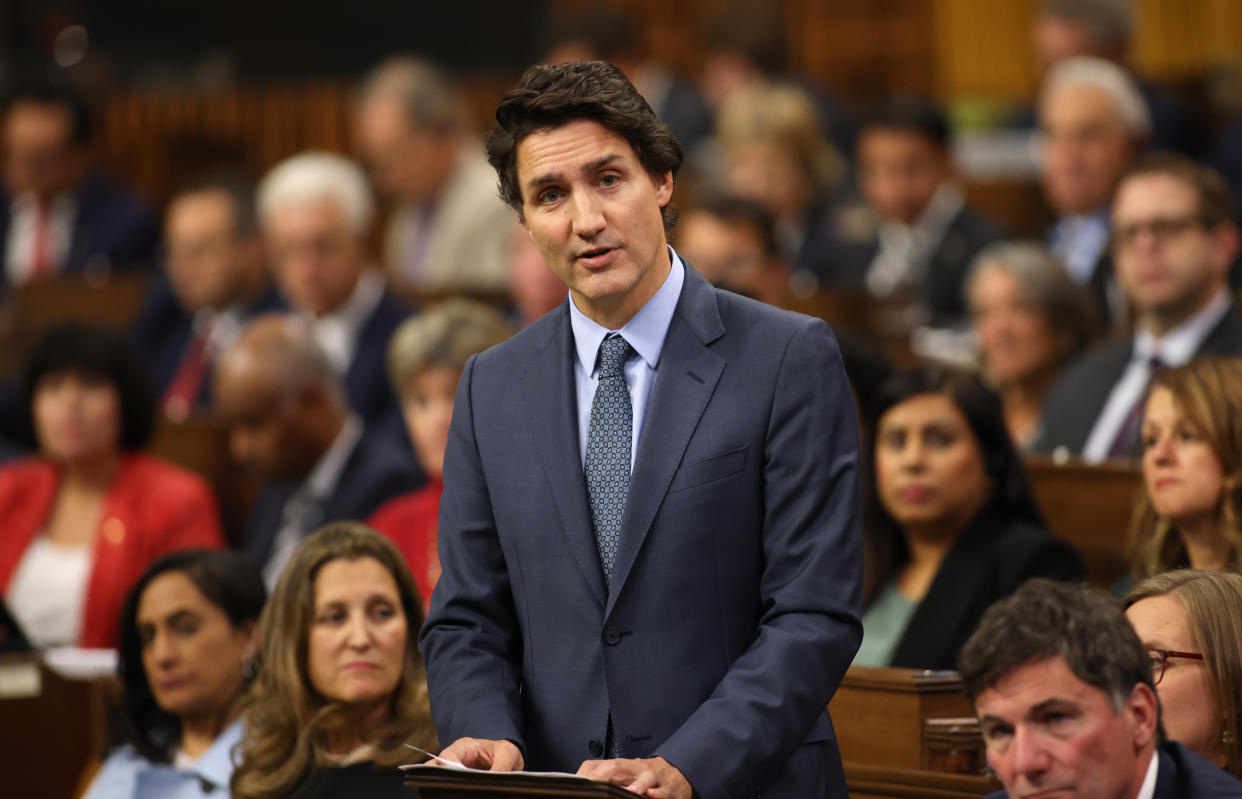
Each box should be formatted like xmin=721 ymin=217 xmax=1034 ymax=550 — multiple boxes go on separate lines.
xmin=1134 ymin=288 xmax=1231 ymax=365
xmin=569 ymin=246 xmax=685 ymax=376
xmin=1134 ymin=750 xmax=1159 ymax=799
xmin=303 ymin=414 xmax=363 ymax=501
xmin=319 ymin=268 xmax=384 ymax=331
xmin=183 ymin=718 xmax=243 ymax=788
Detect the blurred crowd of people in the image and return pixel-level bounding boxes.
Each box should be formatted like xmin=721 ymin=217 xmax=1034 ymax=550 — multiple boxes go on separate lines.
xmin=1 ymin=0 xmax=1242 ymax=796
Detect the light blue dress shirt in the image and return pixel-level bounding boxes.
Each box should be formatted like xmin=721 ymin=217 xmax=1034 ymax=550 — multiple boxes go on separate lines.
xmin=1049 ymin=208 xmax=1111 ymax=284
xmin=568 ymin=247 xmax=685 ymax=468
xmin=82 ymin=719 xmax=243 ymax=799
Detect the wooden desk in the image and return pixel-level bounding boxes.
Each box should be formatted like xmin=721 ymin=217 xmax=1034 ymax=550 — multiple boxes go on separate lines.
xmin=1026 ymin=455 xmax=1142 ymax=587
xmin=830 ymin=666 xmax=1000 ymax=798
xmin=404 ymin=765 xmax=635 ymax=798
xmin=0 ymin=655 xmax=117 ymax=799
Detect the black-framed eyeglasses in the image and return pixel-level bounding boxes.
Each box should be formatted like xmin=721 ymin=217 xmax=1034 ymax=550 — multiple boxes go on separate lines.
xmin=1114 ymin=215 xmax=1207 ymax=249
xmin=1147 ymin=648 xmax=1204 ymax=685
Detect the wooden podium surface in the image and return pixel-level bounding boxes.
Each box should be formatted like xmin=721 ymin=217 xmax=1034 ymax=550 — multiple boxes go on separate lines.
xmin=403 ymin=765 xmax=635 ymax=798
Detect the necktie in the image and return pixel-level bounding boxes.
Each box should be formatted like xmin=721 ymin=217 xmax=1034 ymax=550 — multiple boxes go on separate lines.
xmin=585 ymin=334 xmax=633 ymax=586
xmin=163 ymin=318 xmax=215 ymax=421
xmin=30 ymin=203 xmax=53 ymax=279
xmin=1107 ymin=356 xmax=1164 ymax=458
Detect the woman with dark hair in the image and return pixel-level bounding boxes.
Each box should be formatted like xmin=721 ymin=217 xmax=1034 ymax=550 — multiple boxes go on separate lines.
xmin=83 ymin=549 xmax=265 ymax=798
xmin=0 ymin=323 xmax=224 ymax=648
xmin=231 ymin=522 xmax=436 ymax=799
xmin=853 ymin=365 xmax=1084 ymax=670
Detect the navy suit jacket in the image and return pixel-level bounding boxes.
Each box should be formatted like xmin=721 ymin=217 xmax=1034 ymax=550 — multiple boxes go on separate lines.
xmin=242 ymin=423 xmax=424 ymax=569
xmin=420 ymin=264 xmax=863 ymax=799
xmin=1032 ymin=306 xmax=1242 ymax=456
xmin=983 ymin=741 xmax=1242 ymax=798
xmin=130 ymin=276 xmax=283 ymax=405
xmin=0 ymin=172 xmax=158 ymax=282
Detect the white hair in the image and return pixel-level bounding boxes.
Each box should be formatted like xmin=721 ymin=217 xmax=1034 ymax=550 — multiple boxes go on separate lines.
xmin=1040 ymin=56 xmax=1152 ymax=141
xmin=256 ymin=151 xmax=374 ymax=235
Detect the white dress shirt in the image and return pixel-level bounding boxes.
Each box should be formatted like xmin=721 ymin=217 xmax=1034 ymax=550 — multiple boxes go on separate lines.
xmin=865 ymin=182 xmax=965 ymax=298
xmin=263 ymin=414 xmax=363 ymax=587
xmin=311 ymin=269 xmax=385 ymax=376
xmin=569 ymin=248 xmax=685 ymax=468
xmin=6 ymin=535 xmax=93 ymax=648
xmin=5 ymin=192 xmax=75 ymax=284
xmin=1082 ymin=289 xmax=1232 ymax=462
xmin=1135 ymin=750 xmax=1159 ymax=799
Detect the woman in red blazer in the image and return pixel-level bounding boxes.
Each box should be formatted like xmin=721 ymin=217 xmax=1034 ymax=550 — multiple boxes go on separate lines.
xmin=0 ymin=324 xmax=224 ymax=649
xmin=367 ymin=300 xmax=512 ymax=608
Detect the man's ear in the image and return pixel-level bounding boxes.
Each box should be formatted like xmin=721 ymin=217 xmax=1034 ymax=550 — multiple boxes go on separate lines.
xmin=1125 ymin=682 xmax=1160 ymax=750
xmin=654 ymin=171 xmax=674 ymax=207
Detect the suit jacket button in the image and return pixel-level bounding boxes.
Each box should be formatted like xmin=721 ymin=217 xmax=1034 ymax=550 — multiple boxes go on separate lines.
xmin=588 ymin=739 xmax=604 ymax=757
xmin=604 ymin=627 xmax=621 ymax=645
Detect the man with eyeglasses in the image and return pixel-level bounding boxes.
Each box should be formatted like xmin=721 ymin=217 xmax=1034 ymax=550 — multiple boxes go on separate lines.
xmin=958 ymin=579 xmax=1242 ymax=799
xmin=1032 ymin=152 xmax=1242 ymax=460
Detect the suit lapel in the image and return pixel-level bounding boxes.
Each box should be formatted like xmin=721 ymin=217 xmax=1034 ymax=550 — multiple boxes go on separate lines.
xmin=520 ymin=309 xmax=608 ymax=608
xmin=607 ymin=269 xmax=725 ymax=616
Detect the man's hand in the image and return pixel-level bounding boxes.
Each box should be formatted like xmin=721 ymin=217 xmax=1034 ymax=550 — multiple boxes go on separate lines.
xmin=577 ymin=756 xmax=693 ymax=799
xmin=436 ymin=738 xmax=524 ymax=772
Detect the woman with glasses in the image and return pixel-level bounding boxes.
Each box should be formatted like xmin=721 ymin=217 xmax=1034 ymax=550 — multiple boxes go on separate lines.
xmin=1125 ymin=569 xmax=1242 ymax=778
xmin=1120 ymin=357 xmax=1242 ymax=595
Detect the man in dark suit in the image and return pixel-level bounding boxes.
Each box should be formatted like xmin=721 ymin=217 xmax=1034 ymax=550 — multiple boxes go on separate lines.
xmin=213 ymin=314 xmax=422 ymax=587
xmin=420 ymin=61 xmax=862 ymax=799
xmin=256 ymin=151 xmax=411 ymax=445
xmin=131 ymin=176 xmax=279 ymax=419
xmin=959 ymin=579 xmax=1242 ymax=799
xmin=828 ymin=96 xmax=1000 ymax=326
xmin=0 ymin=86 xmax=158 ymax=287
xmin=1033 ymin=154 xmax=1242 ymax=460
xmin=1039 ymin=56 xmax=1151 ymax=327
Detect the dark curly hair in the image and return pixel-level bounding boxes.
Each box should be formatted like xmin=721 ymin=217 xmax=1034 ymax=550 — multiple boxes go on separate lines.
xmin=958 ymin=579 xmax=1159 ymax=741
xmin=484 ymin=60 xmax=683 ymax=231
xmin=17 ymin=323 xmax=155 ymax=452
xmin=117 ymin=549 xmax=266 ymax=763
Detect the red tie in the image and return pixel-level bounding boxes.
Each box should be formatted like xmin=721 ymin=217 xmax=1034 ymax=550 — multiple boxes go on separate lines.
xmin=29 ymin=203 xmax=53 ymax=279
xmin=163 ymin=321 xmax=214 ymax=421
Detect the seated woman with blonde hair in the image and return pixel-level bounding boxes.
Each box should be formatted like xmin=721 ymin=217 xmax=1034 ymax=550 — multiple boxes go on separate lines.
xmin=231 ymin=522 xmax=436 ymax=799
xmin=1125 ymin=569 xmax=1242 ymax=778
xmin=1123 ymin=357 xmax=1242 ymax=594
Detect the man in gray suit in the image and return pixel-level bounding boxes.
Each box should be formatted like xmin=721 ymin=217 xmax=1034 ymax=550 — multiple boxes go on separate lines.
xmin=1034 ymin=153 xmax=1242 ymax=460
xmin=420 ymin=61 xmax=862 ymax=799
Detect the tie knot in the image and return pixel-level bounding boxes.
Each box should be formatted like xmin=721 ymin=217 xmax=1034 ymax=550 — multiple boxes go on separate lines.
xmin=597 ymin=335 xmax=632 ymax=378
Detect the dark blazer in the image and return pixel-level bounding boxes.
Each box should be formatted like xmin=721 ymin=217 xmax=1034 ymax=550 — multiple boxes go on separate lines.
xmin=0 ymin=172 xmax=159 ymax=281
xmin=983 ymin=741 xmax=1242 ymax=799
xmin=826 ymin=204 xmax=1001 ymax=325
xmin=420 ymin=264 xmax=863 ymax=799
xmin=241 ymin=423 xmax=423 ymax=569
xmin=1032 ymin=306 xmax=1242 ymax=456
xmin=342 ymin=288 xmax=410 ymax=434
xmin=130 ymin=276 xmax=283 ymax=405
xmin=885 ymin=510 xmax=1084 ymax=671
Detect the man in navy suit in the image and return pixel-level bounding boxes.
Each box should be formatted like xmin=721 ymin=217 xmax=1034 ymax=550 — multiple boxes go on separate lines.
xmin=213 ymin=314 xmax=422 ymax=587
xmin=1 ymin=86 xmax=158 ymax=287
xmin=131 ymin=176 xmax=279 ymax=419
xmin=420 ymin=62 xmax=862 ymax=798
xmin=256 ymin=151 xmax=411 ymax=446
xmin=959 ymin=579 xmax=1242 ymax=799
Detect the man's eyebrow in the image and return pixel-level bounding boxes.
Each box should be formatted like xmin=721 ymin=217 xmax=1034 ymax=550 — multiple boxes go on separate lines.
xmin=525 ymin=154 xmax=623 ymax=191
xmin=1028 ymin=698 xmax=1076 ymax=716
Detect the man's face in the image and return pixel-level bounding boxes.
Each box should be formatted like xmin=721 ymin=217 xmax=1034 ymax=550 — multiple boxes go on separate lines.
xmin=214 ymin=356 xmax=308 ymax=481
xmin=265 ymin=198 xmax=365 ymax=318
xmin=516 ymin=119 xmax=673 ymax=327
xmin=858 ymin=128 xmax=950 ymax=226
xmin=975 ymin=657 xmax=1157 ymax=799
xmin=353 ymin=99 xmax=452 ymax=202
xmin=165 ymin=190 xmax=250 ymax=312
xmin=2 ymin=101 xmax=80 ymax=199
xmin=676 ymin=211 xmax=784 ymax=304
xmin=1041 ymin=85 xmax=1134 ymax=216
xmin=1112 ymin=173 xmax=1231 ymax=323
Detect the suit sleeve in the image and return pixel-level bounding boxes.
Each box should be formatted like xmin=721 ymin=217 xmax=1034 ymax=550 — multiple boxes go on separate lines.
xmin=655 ymin=318 xmax=863 ymax=796
xmin=418 ymin=354 xmax=526 ymax=751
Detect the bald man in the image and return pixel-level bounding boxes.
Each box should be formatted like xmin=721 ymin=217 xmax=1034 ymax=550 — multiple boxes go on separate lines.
xmin=215 ymin=314 xmax=422 ymax=585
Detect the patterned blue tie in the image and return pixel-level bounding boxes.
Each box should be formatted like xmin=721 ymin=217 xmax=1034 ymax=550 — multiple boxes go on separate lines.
xmin=585 ymin=334 xmax=633 ymax=586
